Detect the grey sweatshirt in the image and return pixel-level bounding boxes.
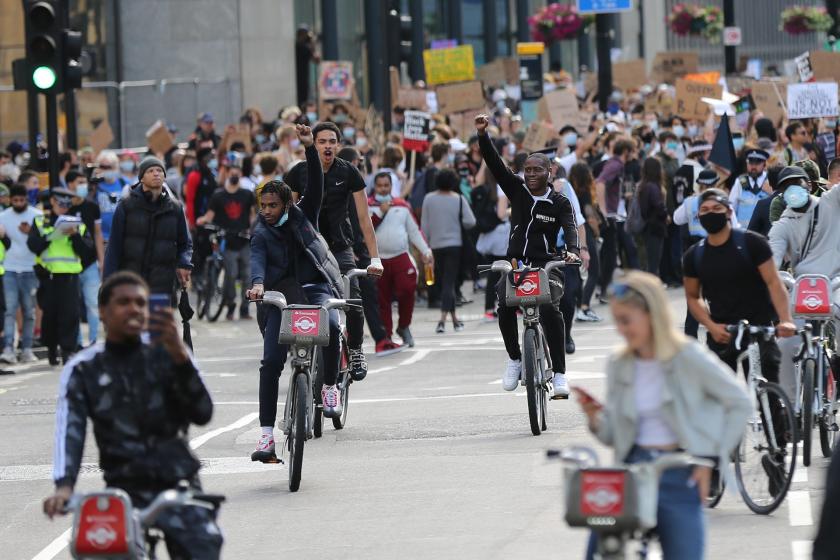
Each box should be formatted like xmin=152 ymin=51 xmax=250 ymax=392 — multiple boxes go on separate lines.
xmin=768 ymin=184 xmax=840 ymax=278
xmin=420 ymin=191 xmax=476 ymax=250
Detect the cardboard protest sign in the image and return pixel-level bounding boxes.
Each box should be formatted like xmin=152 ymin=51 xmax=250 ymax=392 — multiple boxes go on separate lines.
xmin=787 ymin=82 xmax=839 ymax=119
xmin=809 ymin=51 xmax=840 ymax=84
xmin=447 ymin=109 xmax=484 ymax=141
xmin=612 ymin=59 xmax=647 ymax=91
xmin=318 ymin=61 xmax=354 ymax=101
xmin=817 ymin=132 xmax=837 ymax=161
xmin=522 ymin=121 xmax=559 ymax=152
xmin=794 ymin=52 xmax=814 ymax=83
xmin=752 ymin=81 xmax=786 ymax=124
xmin=145 ymin=120 xmax=174 ymax=155
xmin=423 ymin=45 xmax=475 ymax=86
xmin=502 ymin=57 xmax=520 ymax=85
xmin=537 ymin=89 xmax=578 ymax=128
xmin=222 ymin=123 xmax=252 ymax=154
xmin=435 ymin=80 xmax=485 ymax=115
xmin=651 ymin=52 xmax=699 ymax=84
xmin=402 ymin=111 xmax=432 ymax=152
xmin=478 ymin=59 xmax=507 ymax=87
xmin=674 ymin=78 xmax=723 ymax=121
xmin=89 ymin=120 xmax=114 ymax=155
xmin=396 ymin=88 xmax=429 ymax=110
xmin=684 ymin=71 xmax=721 ymax=85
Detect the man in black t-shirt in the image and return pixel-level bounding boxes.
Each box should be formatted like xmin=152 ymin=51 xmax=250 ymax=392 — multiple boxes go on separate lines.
xmin=67 ymin=170 xmax=104 ymax=346
xmin=683 ymin=188 xmax=795 ymax=378
xmin=285 ymin=122 xmax=383 ymax=381
xmin=197 ymin=162 xmax=256 ymax=320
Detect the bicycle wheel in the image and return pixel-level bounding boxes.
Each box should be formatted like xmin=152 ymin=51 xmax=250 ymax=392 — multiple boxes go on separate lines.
xmin=802 ymin=358 xmax=815 ymax=467
xmin=312 ymin=348 xmax=324 ymax=439
xmin=332 ymin=339 xmax=351 ymax=430
xmin=523 ymin=328 xmax=543 ymax=436
xmin=820 ymin=349 xmax=838 ymax=457
xmin=287 ymin=373 xmax=307 ymax=492
xmin=206 ymin=260 xmax=227 ymax=323
xmin=538 ymin=333 xmax=548 ymax=432
xmin=706 ymin=469 xmax=725 ymax=508
xmin=735 ymin=382 xmax=797 ymax=515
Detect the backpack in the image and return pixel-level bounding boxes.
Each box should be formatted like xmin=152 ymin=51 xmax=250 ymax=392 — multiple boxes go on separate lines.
xmin=626 ymin=184 xmax=645 ymax=235
xmin=692 ymin=228 xmax=752 ymax=275
xmin=471 ymin=184 xmax=503 ymax=234
xmin=408 ymin=168 xmax=430 ymax=213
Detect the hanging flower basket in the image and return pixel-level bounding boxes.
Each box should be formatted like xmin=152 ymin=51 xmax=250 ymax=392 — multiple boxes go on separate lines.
xmin=781 ymin=6 xmax=833 ymax=35
xmin=528 ymin=3 xmax=594 ymax=44
xmin=667 ymin=4 xmax=723 ymax=43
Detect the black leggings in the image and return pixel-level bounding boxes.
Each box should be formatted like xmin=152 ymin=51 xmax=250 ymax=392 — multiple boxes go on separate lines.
xmin=333 ymin=247 xmax=364 ymax=349
xmin=559 ymin=266 xmax=581 ymax=339
xmin=581 ymin=224 xmax=600 ymax=307
xmin=496 ymin=271 xmax=566 ymax=373
xmin=433 ymin=246 xmax=461 ymax=313
xmin=599 ymin=219 xmax=617 ymax=294
xmin=483 ymin=254 xmax=507 ymax=311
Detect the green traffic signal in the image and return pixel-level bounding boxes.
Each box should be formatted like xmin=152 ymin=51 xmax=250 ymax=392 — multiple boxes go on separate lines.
xmin=32 ymin=65 xmax=56 ymax=90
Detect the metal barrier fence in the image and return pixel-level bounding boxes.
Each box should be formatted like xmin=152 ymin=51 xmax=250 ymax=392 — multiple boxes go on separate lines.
xmin=0 ymin=76 xmax=237 ymax=149
xmin=663 ymin=0 xmax=826 ymax=72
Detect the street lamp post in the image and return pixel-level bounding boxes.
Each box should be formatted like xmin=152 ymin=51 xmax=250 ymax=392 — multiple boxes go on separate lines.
xmin=723 ymin=0 xmax=736 ymax=74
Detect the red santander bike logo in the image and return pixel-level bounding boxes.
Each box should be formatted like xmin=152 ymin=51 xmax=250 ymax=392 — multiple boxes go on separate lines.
xmin=580 ymin=471 xmax=626 ymax=516
xmin=291 ymin=310 xmax=321 ymax=335
xmin=794 ymin=276 xmax=831 ymax=316
xmin=514 ymin=271 xmax=542 ymax=297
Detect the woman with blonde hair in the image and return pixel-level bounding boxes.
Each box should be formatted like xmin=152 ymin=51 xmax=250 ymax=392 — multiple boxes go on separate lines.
xmin=577 ymin=270 xmax=751 ymax=560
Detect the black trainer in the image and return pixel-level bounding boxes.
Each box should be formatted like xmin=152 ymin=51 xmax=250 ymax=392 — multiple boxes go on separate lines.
xmin=348 ymin=347 xmax=367 ymax=381
xmin=396 ymin=326 xmax=415 ymax=348
xmin=565 ymin=336 xmax=576 ymax=355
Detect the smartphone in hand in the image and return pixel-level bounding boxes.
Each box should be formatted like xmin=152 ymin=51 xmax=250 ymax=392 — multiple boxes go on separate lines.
xmin=571 ymin=386 xmax=602 ymax=409
xmin=148 ymin=294 xmax=170 ymax=341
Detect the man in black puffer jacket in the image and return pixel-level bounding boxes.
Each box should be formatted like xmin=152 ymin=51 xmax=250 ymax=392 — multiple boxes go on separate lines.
xmin=103 ymin=156 xmax=193 ymax=298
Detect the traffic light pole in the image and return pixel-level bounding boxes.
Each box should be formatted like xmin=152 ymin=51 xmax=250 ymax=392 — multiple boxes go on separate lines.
xmin=65 ymin=90 xmax=78 ymax=150
xmin=45 ymin=92 xmax=60 ymax=188
xmin=723 ymin=0 xmax=736 ymax=74
xmin=595 ymin=14 xmax=613 ymax=113
xmin=27 ymin=90 xmax=39 ymax=158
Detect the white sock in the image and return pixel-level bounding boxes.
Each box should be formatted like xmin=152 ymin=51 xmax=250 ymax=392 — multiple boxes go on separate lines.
xmin=261 ymin=426 xmax=273 ymax=437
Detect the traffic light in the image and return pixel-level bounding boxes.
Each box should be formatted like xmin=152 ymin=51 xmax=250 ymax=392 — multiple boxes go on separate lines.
xmin=24 ymin=1 xmax=62 ymax=92
xmin=62 ymin=29 xmax=83 ymax=90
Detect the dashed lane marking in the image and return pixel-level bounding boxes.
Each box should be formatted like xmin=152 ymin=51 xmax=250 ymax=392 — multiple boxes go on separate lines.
xmin=791 ymin=540 xmax=812 ymax=560
xmin=787 ymin=491 xmax=814 ymax=527
xmin=190 ymin=412 xmax=259 ymax=450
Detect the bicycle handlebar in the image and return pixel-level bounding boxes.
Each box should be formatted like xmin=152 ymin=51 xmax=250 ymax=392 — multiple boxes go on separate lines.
xmin=477 ymin=258 xmax=581 ymax=276
xmin=726 ymin=320 xmax=776 ymax=350
xmin=545 ymin=446 xmax=713 ymax=474
xmin=250 ymin=292 xmax=361 ymax=312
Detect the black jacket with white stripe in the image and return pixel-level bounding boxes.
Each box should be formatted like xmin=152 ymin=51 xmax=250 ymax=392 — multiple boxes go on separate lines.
xmin=52 ymin=340 xmax=213 ymax=493
xmin=479 ymin=133 xmax=579 ymax=266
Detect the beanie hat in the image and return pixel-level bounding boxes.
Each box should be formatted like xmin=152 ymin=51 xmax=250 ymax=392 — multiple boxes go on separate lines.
xmin=138 ymin=156 xmax=165 ymax=181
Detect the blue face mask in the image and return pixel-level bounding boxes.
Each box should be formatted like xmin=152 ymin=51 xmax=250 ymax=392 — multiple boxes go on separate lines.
xmin=672 ymin=125 xmax=685 ymax=138
xmin=343 ymin=127 xmax=355 ymax=139
xmin=75 ymin=183 xmax=89 ymax=199
xmin=563 ymin=132 xmax=578 ymax=147
xmin=732 ymin=137 xmax=745 ymax=151
xmin=306 ymin=112 xmax=318 ymax=123
xmin=447 ymin=153 xmax=455 ymax=165
xmin=255 ymin=134 xmax=266 ymax=144
xmin=783 ymin=185 xmax=810 ymax=209
xmin=666 ymin=141 xmax=680 ymax=152
xmin=688 ymin=125 xmax=699 ymax=138
xmin=207 ymin=159 xmax=218 ymax=172
xmin=102 ymin=170 xmax=119 ymax=184
xmin=374 ymin=193 xmax=391 ymax=203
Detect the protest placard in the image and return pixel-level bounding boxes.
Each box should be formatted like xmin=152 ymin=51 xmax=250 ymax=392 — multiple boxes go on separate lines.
xmin=145 ymin=120 xmax=174 ymax=155
xmin=502 ymin=57 xmax=520 ymax=85
xmin=751 ymin=81 xmax=786 ymax=124
xmin=423 ymin=45 xmax=475 ymax=86
xmin=787 ymin=82 xmax=839 ymax=119
xmin=522 ymin=121 xmax=559 ymax=152
xmin=447 ymin=109 xmax=484 ymax=141
xmin=537 ymin=89 xmax=578 ymax=128
xmin=674 ymin=79 xmax=723 ymax=121
xmin=89 ymin=120 xmax=114 ymax=155
xmin=684 ymin=71 xmax=721 ymax=84
xmin=809 ymin=51 xmax=840 ymax=84
xmin=612 ymin=59 xmax=647 ymax=91
xmin=222 ymin=123 xmax=252 ymax=154
xmin=794 ymin=52 xmax=814 ymax=83
xmin=478 ymin=59 xmax=506 ymax=87
xmin=651 ymin=52 xmax=699 ymax=84
xmin=435 ymin=80 xmax=485 ymax=115
xmin=318 ymin=61 xmax=354 ymax=100
xmin=817 ymin=132 xmax=837 ymax=161
xmin=402 ymin=111 xmax=432 ymax=152
xmin=396 ymin=88 xmax=429 ymax=110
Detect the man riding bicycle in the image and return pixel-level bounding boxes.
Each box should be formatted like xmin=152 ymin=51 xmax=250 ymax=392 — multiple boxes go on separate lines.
xmin=43 ymin=271 xmax=222 ymax=559
xmin=248 ymin=125 xmax=346 ymax=463
xmin=284 ymin=121 xmax=384 ymax=382
xmin=475 ymin=114 xmax=580 ymax=398
xmin=768 ymin=166 xmax=840 ymax=398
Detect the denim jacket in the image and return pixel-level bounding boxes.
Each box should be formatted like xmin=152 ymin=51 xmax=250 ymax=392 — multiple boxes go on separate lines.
xmin=594 ymin=340 xmax=752 ymax=467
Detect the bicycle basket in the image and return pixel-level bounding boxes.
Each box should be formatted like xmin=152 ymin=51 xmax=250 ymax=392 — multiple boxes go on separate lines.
xmin=564 ymin=468 xmax=646 ymax=532
xmin=71 ymin=489 xmax=141 ymax=559
xmin=279 ymin=305 xmax=331 ymax=346
xmin=793 ymin=274 xmax=833 ymax=318
xmin=504 ymin=269 xmax=551 ymax=307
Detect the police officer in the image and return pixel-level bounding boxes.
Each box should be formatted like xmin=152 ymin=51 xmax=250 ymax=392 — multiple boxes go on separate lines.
xmin=729 ymin=148 xmax=771 ymax=228
xmin=27 ymin=187 xmax=94 ymax=365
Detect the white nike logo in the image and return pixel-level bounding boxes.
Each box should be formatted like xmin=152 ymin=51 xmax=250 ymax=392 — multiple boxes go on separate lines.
xmin=336 ymin=181 xmax=345 ymax=186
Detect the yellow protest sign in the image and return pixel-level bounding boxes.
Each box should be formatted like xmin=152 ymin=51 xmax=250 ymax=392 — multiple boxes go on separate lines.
xmin=423 ymin=45 xmax=475 ymax=86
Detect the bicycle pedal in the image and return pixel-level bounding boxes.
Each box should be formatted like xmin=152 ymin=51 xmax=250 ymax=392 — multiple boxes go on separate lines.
xmin=550 ymin=394 xmax=570 ymax=400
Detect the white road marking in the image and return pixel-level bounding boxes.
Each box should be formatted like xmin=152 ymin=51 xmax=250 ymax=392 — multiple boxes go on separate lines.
xmin=30 ymin=529 xmax=72 ymax=560
xmin=787 ymin=491 xmax=814 ymax=526
xmin=368 ymin=366 xmax=396 ymax=374
xmin=791 ymin=540 xmax=812 ymax=560
xmin=213 ymin=391 xmax=541 ymax=407
xmin=400 ymin=349 xmax=431 ymax=365
xmin=190 ymin=412 xmax=259 ymax=450
xmin=792 ymin=465 xmax=808 ymax=484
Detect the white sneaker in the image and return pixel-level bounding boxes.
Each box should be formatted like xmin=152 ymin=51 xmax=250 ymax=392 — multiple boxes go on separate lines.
xmin=0 ymin=348 xmax=17 ymax=364
xmin=551 ymin=372 xmax=570 ymax=399
xmin=19 ymin=349 xmax=37 ymax=363
xmin=503 ymin=359 xmax=522 ymax=391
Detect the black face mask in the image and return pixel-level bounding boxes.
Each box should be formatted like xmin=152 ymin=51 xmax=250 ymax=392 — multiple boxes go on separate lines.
xmin=229 ymin=175 xmax=240 ymax=185
xmin=699 ymin=211 xmax=728 ymax=234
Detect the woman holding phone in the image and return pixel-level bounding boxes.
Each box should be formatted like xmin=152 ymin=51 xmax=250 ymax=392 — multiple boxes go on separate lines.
xmin=575 ymin=271 xmax=751 ymax=560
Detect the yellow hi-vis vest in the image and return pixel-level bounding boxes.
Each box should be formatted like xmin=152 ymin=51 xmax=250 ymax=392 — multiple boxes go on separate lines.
xmin=0 ymin=241 xmax=5 ymax=275
xmin=35 ymin=216 xmax=85 ymax=274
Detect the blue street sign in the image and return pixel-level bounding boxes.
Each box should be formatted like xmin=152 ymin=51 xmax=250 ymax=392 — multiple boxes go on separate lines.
xmin=577 ymin=0 xmax=633 ymax=14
